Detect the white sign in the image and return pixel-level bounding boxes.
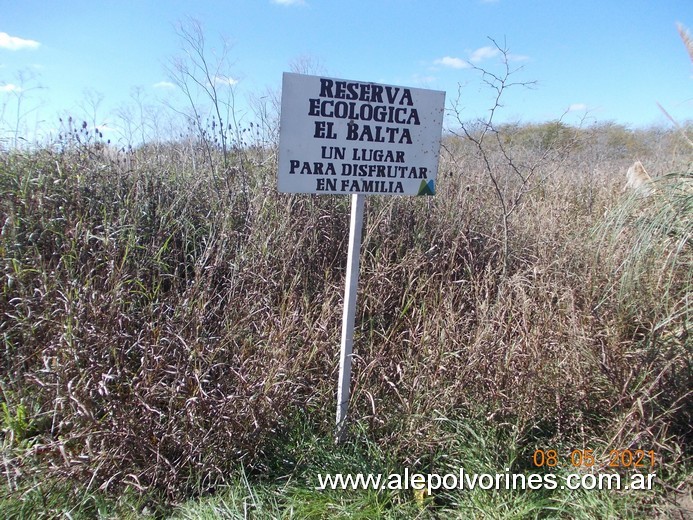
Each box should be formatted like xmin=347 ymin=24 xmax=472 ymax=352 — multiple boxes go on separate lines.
xmin=278 ymin=73 xmax=445 ymax=196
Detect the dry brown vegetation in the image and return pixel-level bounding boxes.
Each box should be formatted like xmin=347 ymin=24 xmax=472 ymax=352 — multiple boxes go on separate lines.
xmin=0 ymin=118 xmax=690 ymax=506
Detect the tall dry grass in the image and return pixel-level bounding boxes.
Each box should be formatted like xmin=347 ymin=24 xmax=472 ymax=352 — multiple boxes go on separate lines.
xmin=0 ymin=122 xmax=690 ymax=497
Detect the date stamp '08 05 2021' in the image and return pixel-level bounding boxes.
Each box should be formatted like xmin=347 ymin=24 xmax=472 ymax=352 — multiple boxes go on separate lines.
xmin=532 ymin=449 xmax=656 ymax=469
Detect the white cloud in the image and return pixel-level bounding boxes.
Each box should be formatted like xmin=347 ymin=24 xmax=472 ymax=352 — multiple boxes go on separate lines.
xmin=508 ymin=53 xmax=529 ymax=62
xmin=0 ymin=83 xmax=21 ymax=93
xmin=412 ymin=74 xmax=437 ymax=84
xmin=271 ymin=0 xmax=306 ymax=5
xmin=94 ymin=123 xmax=118 ymax=134
xmin=153 ymin=81 xmax=175 ymax=89
xmin=433 ymin=46 xmax=530 ymax=72
xmin=214 ymin=75 xmax=239 ymax=86
xmin=568 ymin=103 xmax=588 ymax=112
xmin=434 ymin=56 xmax=469 ymax=69
xmin=470 ymin=46 xmax=500 ymax=63
xmin=0 ymin=32 xmax=40 ymax=51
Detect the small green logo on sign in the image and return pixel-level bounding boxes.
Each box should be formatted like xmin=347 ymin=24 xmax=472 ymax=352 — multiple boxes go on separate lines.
xmin=417 ymin=180 xmax=435 ymax=196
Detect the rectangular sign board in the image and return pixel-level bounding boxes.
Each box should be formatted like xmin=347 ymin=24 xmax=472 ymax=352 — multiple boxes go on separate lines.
xmin=278 ymin=73 xmax=445 ymax=196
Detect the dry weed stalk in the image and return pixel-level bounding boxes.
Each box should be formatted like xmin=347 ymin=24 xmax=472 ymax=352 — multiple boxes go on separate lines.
xmin=677 ymin=22 xmax=693 ymax=63
xmin=623 ymin=160 xmax=655 ymax=196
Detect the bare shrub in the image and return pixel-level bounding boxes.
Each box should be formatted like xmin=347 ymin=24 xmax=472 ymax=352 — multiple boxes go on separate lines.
xmin=446 ymin=39 xmax=583 ymax=276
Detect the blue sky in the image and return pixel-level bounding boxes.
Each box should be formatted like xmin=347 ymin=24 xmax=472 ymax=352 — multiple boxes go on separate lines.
xmin=1 ymin=0 xmax=692 ymax=144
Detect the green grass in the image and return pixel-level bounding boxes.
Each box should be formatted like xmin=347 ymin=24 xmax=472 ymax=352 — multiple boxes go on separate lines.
xmin=2 ymin=416 xmax=680 ymax=519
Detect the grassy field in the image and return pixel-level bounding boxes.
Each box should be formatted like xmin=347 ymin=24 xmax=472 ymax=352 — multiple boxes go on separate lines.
xmin=0 ymin=119 xmax=691 ymax=518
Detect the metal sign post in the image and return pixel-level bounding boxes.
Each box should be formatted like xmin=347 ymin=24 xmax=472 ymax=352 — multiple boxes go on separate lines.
xmin=335 ymin=193 xmax=365 ymax=442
